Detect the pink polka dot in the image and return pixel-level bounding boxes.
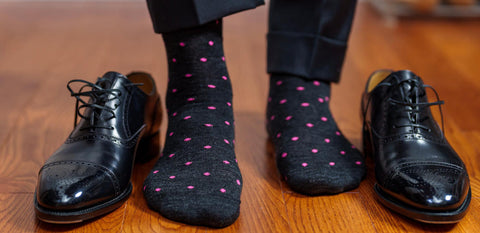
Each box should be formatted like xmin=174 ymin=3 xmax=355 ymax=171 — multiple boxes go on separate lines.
xmin=340 ymin=151 xmax=346 ymax=155
xmin=301 ymin=103 xmax=310 ymax=107
xmin=187 ymin=97 xmax=195 ymax=101
xmin=169 ymin=176 xmax=175 ymax=179
xmin=204 ymin=145 xmax=212 ymax=149
xmin=208 ymin=106 xmax=216 ymax=110
xmin=302 ymin=163 xmax=308 ymax=167
xmin=222 ymin=76 xmax=228 ymax=80
xmin=172 ymin=58 xmax=177 ymax=62
xmin=291 ymin=136 xmax=299 ymax=141
xmin=285 ymin=116 xmax=292 ymax=121
xmin=352 ymin=145 xmax=356 ymax=149
xmin=235 ymin=158 xmax=238 ymax=163
xmin=233 ymin=139 xmax=235 ymax=144
xmin=185 ymin=161 xmax=192 ymax=166
xmin=153 ymin=170 xmax=159 ymax=174
xmin=155 ymin=188 xmax=161 ymax=192
xmin=227 ymin=102 xmax=232 ymax=106
xmin=279 ymin=99 xmax=287 ymax=104
xmin=356 ymin=161 xmax=362 ymax=165
xmin=184 ymin=116 xmax=191 ymax=120
xmin=318 ymin=98 xmax=324 ymax=103
xmin=143 ymin=185 xmax=146 ymax=191
xmin=270 ymin=115 xmax=275 ymax=120
xmin=224 ymin=139 xmax=230 ymax=144
xmin=185 ymin=73 xmax=192 ymax=78
xmin=169 ymin=153 xmax=175 ymax=158
xmin=321 ymin=117 xmax=328 ymax=122
xmin=276 ymin=133 xmax=281 ymax=138
xmin=306 ymin=123 xmax=314 ymax=127
xmin=179 ymin=42 xmax=185 ymax=47
xmin=222 ymin=56 xmax=225 ymax=61
xmin=313 ymin=81 xmax=320 ymax=86
xmin=268 ymin=97 xmax=272 ymax=102
xmin=169 ymin=132 xmax=174 ymax=136
xmin=336 ymin=131 xmax=341 ymax=136
xmin=172 ymin=112 xmax=177 ymax=116
xmin=204 ymin=123 xmax=213 ymax=127
xmin=220 ymin=188 xmax=226 ymax=193
xmin=325 ymin=96 xmax=330 ymax=101
xmin=329 ymin=162 xmax=335 ymax=166
xmin=200 ymin=57 xmax=207 ymax=62
xmin=312 ymin=149 xmax=318 ymax=153
xmin=172 ymin=89 xmax=177 ymax=93
xmin=187 ymin=186 xmax=194 ymax=189
xmin=276 ymin=80 xmax=283 ymax=86
xmin=184 ymin=138 xmax=191 ymax=142
xmin=203 ymin=172 xmax=211 ymax=176
xmin=208 ymin=41 xmax=214 ymax=46
xmin=236 ymin=179 xmax=241 ymax=185
xmin=296 ymin=86 xmax=305 ymax=91
xmin=208 ymin=84 xmax=216 ymax=88
xmin=281 ymin=152 xmax=287 ymax=158
xmin=225 ymin=121 xmax=231 ymax=125
xmin=325 ymin=138 xmax=331 ymax=143
xmin=223 ymin=160 xmax=230 ymax=164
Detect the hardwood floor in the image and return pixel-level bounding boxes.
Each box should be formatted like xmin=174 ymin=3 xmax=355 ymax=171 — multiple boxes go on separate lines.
xmin=0 ymin=2 xmax=479 ymax=232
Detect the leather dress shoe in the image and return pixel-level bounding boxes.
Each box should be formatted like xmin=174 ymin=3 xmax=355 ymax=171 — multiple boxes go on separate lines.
xmin=361 ymin=70 xmax=471 ymax=223
xmin=35 ymin=71 xmax=162 ymax=223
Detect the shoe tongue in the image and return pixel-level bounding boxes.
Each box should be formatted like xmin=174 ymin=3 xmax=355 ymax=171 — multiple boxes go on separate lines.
xmin=388 ymin=70 xmax=424 ymax=101
xmin=97 ymin=71 xmax=128 ymax=89
xmin=390 ymin=70 xmax=421 ymax=83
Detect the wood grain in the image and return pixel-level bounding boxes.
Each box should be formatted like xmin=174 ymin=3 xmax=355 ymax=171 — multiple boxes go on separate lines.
xmin=0 ymin=1 xmax=479 ymax=232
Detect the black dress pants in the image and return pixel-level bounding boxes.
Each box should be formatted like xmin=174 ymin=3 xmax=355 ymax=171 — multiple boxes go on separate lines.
xmin=146 ymin=0 xmax=357 ymax=82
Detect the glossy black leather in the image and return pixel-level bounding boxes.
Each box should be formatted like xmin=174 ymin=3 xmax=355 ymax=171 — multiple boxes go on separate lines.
xmin=362 ymin=70 xmax=470 ymax=213
xmin=36 ymin=72 xmax=162 ymax=213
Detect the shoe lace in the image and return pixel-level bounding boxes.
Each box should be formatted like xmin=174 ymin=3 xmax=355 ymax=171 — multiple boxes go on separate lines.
xmin=67 ymin=77 xmax=142 ymax=131
xmin=378 ymin=79 xmax=445 ymax=134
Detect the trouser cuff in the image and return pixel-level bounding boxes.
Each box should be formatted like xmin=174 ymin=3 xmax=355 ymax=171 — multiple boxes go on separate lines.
xmin=267 ymin=31 xmax=348 ymax=82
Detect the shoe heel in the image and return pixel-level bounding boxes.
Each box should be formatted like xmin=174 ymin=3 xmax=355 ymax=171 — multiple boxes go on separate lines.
xmin=362 ymin=123 xmax=374 ymax=158
xmin=135 ymin=131 xmax=161 ymax=163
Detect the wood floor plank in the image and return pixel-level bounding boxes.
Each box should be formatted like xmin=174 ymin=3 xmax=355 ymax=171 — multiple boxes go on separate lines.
xmin=282 ymin=192 xmax=375 ymax=233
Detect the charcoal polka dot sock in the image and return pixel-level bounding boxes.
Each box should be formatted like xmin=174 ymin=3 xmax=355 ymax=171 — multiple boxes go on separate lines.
xmin=267 ymin=74 xmax=366 ymax=195
xmin=143 ymin=20 xmax=242 ymax=228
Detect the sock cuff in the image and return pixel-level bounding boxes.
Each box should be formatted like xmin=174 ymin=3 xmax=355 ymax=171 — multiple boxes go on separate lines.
xmin=270 ymin=74 xmax=331 ymax=85
xmin=162 ymin=20 xmax=223 ymax=43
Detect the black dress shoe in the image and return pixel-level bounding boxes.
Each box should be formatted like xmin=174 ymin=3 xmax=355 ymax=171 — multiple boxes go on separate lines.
xmin=361 ymin=70 xmax=471 ymax=224
xmin=35 ymin=71 xmax=162 ymax=223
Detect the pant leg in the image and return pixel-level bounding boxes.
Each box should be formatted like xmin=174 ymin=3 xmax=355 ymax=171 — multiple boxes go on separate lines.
xmin=147 ymin=0 xmax=264 ymax=33
xmin=267 ymin=0 xmax=358 ymax=82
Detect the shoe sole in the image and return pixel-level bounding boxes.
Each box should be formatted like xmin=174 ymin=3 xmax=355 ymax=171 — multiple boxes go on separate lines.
xmin=374 ymin=184 xmax=471 ymax=224
xmin=34 ymin=183 xmax=132 ymax=224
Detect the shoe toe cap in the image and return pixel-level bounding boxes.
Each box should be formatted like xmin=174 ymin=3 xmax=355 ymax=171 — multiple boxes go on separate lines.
xmin=36 ymin=162 xmax=117 ymax=210
xmin=384 ymin=164 xmax=470 ymax=210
